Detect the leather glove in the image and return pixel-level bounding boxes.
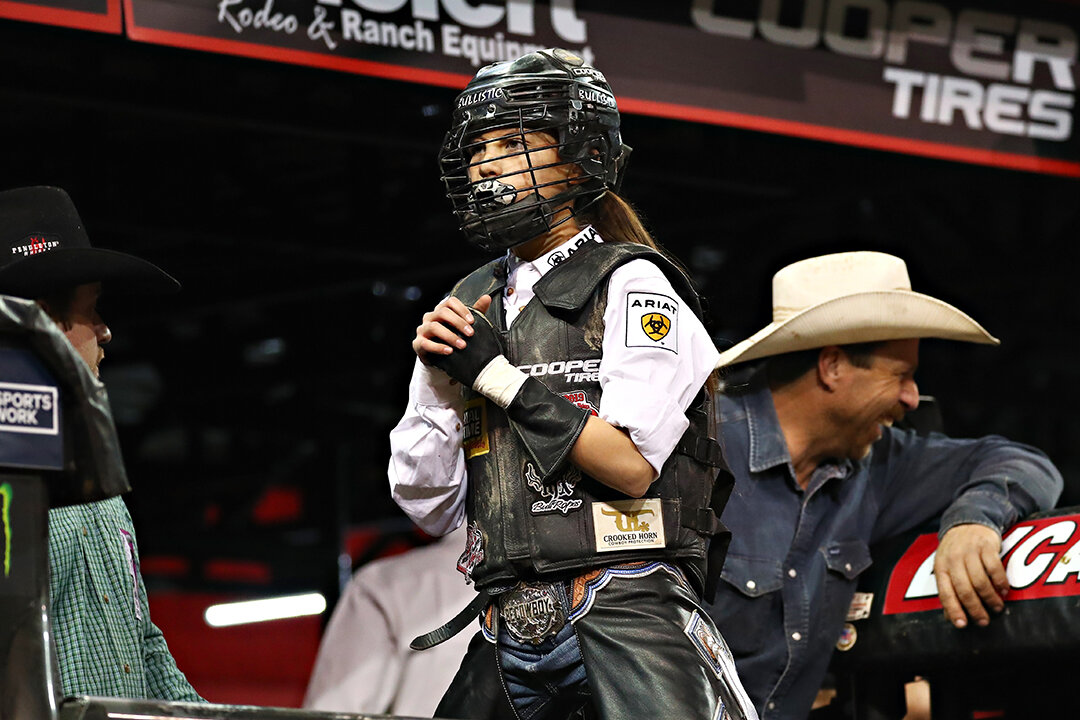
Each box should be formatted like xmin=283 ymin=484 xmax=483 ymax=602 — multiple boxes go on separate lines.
xmin=430 ymin=310 xmax=589 ymax=480
xmin=427 ymin=308 xmax=504 ymax=389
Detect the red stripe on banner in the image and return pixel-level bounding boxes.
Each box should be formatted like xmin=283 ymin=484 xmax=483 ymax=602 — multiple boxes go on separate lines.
xmin=119 ymin=4 xmax=1080 ymax=179
xmin=619 ymin=97 xmax=1080 ymax=179
xmin=0 ymin=0 xmax=121 ymax=33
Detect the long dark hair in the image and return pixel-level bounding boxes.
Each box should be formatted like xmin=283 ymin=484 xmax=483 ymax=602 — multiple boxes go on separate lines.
xmin=582 ymin=191 xmax=660 ymax=250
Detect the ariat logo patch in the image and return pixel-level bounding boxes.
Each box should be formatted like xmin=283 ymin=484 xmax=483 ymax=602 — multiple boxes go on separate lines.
xmin=625 ymin=292 xmax=679 ymax=353
xmin=462 ymin=397 xmax=489 ymax=459
xmin=542 ymin=226 xmax=597 ymax=269
xmin=641 ymin=312 xmax=670 ymax=341
xmin=592 ymin=498 xmax=665 ymax=552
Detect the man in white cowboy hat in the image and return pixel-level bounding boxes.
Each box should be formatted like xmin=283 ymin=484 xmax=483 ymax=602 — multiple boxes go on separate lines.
xmin=0 ymin=185 xmax=203 ymax=702
xmin=705 ymin=251 xmax=1062 ymax=720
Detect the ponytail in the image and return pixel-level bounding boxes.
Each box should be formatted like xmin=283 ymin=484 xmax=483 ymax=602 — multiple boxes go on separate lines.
xmin=585 ymin=191 xmax=660 ymax=251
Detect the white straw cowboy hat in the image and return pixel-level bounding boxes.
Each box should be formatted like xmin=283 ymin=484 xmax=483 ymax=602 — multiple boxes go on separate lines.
xmin=715 ymin=251 xmax=999 ymax=368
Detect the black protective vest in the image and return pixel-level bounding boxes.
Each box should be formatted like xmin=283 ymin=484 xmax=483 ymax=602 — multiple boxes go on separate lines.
xmin=451 ymin=240 xmax=732 ymax=596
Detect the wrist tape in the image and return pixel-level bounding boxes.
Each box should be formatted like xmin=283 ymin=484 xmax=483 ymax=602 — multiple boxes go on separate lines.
xmin=473 ymin=355 xmax=528 ymax=409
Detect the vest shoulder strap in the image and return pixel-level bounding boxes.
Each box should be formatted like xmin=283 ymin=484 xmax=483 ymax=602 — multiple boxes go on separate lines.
xmin=451 ymin=256 xmax=508 ymax=306
xmin=534 ymin=241 xmax=704 ymax=321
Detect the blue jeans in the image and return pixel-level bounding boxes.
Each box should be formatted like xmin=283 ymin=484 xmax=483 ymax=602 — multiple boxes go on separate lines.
xmin=497 ymin=582 xmax=590 ymax=720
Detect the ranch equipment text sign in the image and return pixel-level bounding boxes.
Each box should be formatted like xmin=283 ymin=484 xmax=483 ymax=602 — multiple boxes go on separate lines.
xmin=122 ymin=0 xmax=1080 ymax=176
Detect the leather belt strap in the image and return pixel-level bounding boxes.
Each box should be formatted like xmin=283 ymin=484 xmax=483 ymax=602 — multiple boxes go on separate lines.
xmin=410 ymin=589 xmax=491 ymax=651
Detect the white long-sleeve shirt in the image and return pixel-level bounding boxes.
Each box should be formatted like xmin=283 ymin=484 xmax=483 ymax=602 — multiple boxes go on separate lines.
xmin=389 ymin=227 xmax=720 ymax=536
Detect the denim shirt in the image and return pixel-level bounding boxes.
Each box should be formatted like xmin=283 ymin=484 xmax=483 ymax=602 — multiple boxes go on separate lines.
xmin=706 ymin=374 xmax=1062 ymax=720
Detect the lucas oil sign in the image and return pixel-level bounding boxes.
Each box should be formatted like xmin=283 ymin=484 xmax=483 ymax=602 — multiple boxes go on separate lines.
xmin=882 ymin=513 xmax=1080 ymax=615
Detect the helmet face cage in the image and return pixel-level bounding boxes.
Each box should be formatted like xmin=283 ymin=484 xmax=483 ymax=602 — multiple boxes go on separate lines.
xmin=439 ymin=50 xmax=627 ymax=253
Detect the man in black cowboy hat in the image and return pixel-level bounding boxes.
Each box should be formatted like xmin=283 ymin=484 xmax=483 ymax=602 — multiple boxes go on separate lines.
xmin=0 ymin=185 xmax=203 ymax=701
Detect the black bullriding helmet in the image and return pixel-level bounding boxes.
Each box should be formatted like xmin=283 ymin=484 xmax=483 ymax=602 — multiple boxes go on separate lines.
xmin=439 ymin=48 xmax=631 ymax=253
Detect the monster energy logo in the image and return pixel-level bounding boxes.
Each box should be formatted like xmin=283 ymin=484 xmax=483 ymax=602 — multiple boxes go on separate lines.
xmin=1 ymin=483 xmax=11 ymax=577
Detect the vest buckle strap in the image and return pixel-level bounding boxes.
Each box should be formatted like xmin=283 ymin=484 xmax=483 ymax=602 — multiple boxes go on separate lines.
xmin=499 ymin=581 xmax=567 ymax=645
xmin=677 ymin=432 xmax=725 ymax=468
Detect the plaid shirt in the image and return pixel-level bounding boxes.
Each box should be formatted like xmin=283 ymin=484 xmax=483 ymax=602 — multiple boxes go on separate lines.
xmin=48 ymin=497 xmax=203 ymax=701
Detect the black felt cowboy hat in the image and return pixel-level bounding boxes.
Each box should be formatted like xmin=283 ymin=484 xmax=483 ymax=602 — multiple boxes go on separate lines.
xmin=0 ymin=186 xmax=179 ymax=298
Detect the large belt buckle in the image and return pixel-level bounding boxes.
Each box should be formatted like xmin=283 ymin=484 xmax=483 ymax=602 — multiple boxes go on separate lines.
xmin=499 ymin=581 xmax=566 ymax=645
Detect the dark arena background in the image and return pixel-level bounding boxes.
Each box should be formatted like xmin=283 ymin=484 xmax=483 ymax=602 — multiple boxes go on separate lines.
xmin=1 ymin=0 xmax=1079 ymax=714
